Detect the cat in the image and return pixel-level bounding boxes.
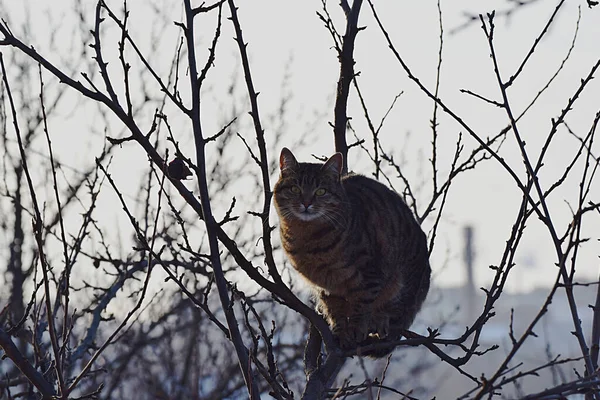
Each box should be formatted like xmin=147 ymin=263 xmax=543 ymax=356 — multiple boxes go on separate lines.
xmin=273 ymin=147 xmax=431 ymax=357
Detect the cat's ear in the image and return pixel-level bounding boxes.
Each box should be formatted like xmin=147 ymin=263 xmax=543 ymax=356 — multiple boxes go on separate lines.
xmin=280 ymin=148 xmax=298 ymax=173
xmin=321 ymin=153 xmax=343 ymax=179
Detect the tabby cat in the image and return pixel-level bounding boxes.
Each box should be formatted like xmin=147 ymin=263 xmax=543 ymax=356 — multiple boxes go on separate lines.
xmin=273 ymin=148 xmax=431 ymax=357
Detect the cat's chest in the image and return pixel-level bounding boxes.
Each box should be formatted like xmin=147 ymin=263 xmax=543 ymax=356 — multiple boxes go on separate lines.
xmin=279 ymin=223 xmax=351 ymax=289
xmin=280 ymin=223 xmax=339 ymax=253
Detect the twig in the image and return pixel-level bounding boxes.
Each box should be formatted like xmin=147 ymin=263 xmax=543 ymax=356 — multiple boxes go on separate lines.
xmin=332 ymin=0 xmax=363 ymax=174
xmin=505 ymin=0 xmax=566 ymax=88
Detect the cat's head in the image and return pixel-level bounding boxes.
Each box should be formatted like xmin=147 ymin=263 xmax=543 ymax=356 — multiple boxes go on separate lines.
xmin=273 ymin=148 xmax=346 ymax=224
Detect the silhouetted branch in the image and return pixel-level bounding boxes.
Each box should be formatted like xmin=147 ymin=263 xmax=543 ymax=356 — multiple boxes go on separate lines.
xmin=331 ymin=0 xmax=363 ymax=174
xmin=0 ymin=328 xmax=56 ymax=398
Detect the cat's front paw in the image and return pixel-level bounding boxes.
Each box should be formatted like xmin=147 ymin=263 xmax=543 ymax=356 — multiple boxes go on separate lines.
xmin=371 ymin=314 xmax=390 ymax=339
xmin=332 ymin=317 xmax=369 ymax=350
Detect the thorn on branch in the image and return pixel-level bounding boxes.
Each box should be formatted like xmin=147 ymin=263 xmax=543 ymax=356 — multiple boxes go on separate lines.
xmin=174 ymin=21 xmax=186 ymax=31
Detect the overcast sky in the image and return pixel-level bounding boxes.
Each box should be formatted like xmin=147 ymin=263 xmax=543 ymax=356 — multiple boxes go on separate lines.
xmin=2 ymin=0 xmax=599 ymax=292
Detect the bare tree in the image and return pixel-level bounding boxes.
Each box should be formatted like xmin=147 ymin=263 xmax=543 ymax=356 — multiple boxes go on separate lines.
xmin=0 ymin=0 xmax=599 ymax=399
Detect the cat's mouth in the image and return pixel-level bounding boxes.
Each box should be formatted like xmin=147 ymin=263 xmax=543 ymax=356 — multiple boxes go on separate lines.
xmin=293 ymin=205 xmax=320 ymax=222
xmin=295 ymin=212 xmax=319 ymax=222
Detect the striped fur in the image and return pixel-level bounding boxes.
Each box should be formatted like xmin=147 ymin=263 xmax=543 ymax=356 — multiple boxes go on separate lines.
xmin=273 ymin=148 xmax=431 ymax=357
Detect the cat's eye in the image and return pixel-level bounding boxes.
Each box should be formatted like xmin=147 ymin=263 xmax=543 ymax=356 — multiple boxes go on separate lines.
xmin=290 ymin=186 xmax=301 ymax=194
xmin=315 ymin=188 xmax=327 ymax=196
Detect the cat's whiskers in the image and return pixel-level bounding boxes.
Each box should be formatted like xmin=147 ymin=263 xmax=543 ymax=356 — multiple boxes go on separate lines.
xmin=318 ymin=208 xmax=347 ymax=229
xmin=319 ymin=212 xmax=340 ymax=229
xmin=325 ymin=205 xmax=348 ymax=222
xmin=278 ymin=207 xmax=296 ymax=222
xmin=279 ymin=205 xmax=318 ymax=222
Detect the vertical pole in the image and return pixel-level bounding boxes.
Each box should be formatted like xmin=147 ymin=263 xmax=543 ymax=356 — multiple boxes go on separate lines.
xmin=464 ymin=225 xmax=476 ymax=319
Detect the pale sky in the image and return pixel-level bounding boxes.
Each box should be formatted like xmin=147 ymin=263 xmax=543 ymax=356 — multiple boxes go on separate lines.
xmin=1 ymin=0 xmax=599 ymax=292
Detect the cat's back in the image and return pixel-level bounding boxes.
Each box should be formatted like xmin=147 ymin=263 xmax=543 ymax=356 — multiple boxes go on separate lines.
xmin=342 ymin=174 xmax=415 ymax=222
xmin=342 ymin=174 xmax=427 ymax=263
xmin=342 ymin=173 xmax=402 ymax=202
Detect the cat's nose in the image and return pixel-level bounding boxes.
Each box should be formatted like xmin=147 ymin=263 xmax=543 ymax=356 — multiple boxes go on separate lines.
xmin=302 ymin=200 xmax=312 ymax=209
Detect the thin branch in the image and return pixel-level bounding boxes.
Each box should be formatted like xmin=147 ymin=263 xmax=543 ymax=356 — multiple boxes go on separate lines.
xmin=0 ymin=328 xmax=56 ymax=398
xmin=505 ymin=0 xmax=566 ymax=87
